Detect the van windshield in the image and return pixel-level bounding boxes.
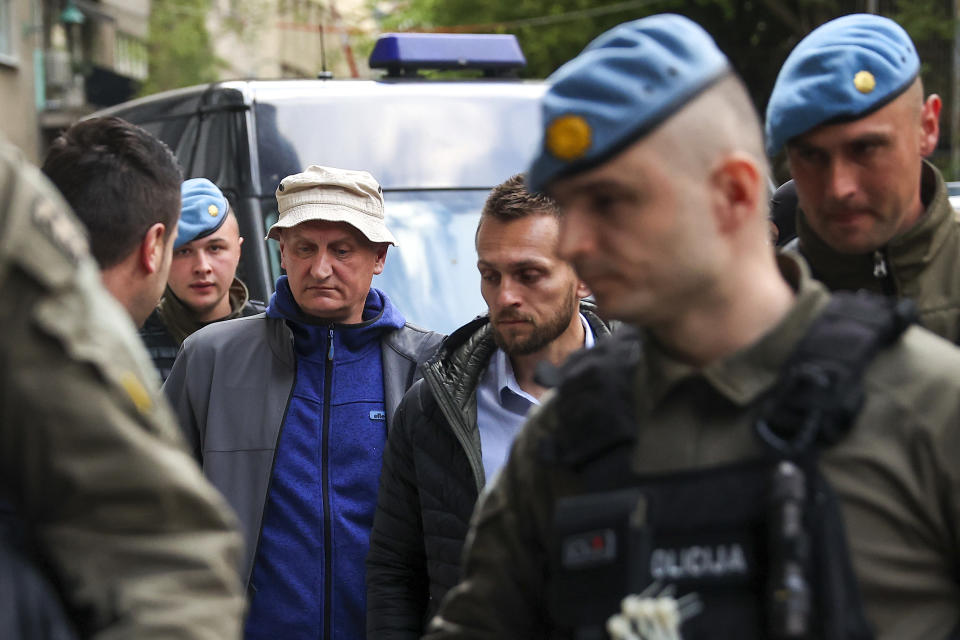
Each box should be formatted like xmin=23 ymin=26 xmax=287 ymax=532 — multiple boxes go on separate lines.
xmin=254 ymin=84 xmax=543 ymax=194
xmin=265 ymin=189 xmax=489 ymax=334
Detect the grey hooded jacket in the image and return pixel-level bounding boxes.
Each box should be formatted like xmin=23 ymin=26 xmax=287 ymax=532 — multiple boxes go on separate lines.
xmin=163 ymin=311 xmax=443 ymax=583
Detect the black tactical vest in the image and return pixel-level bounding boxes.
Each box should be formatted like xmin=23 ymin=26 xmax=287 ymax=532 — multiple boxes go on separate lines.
xmin=539 ymin=291 xmax=917 ymax=640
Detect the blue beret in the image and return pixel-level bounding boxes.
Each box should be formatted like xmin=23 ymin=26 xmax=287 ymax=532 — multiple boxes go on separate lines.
xmin=176 ymin=178 xmax=229 ymax=249
xmin=527 ymin=14 xmax=730 ymax=193
xmin=765 ymin=14 xmax=919 ymax=157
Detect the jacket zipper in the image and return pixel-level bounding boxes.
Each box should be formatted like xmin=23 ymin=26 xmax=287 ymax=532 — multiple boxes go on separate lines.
xmin=423 ymin=364 xmax=485 ymax=493
xmin=247 ymin=341 xmax=298 ymax=589
xmin=322 ymin=324 xmax=334 ymax=640
xmin=872 ymin=249 xmax=896 ymax=296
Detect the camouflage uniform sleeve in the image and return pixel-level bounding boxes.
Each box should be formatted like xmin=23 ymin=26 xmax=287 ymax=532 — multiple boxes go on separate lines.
xmin=0 ymin=146 xmax=245 ymax=640
xmin=424 ymin=398 xmax=558 ymax=639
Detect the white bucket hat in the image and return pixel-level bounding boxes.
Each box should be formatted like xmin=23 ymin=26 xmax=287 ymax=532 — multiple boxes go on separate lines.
xmin=265 ymin=165 xmax=397 ymax=245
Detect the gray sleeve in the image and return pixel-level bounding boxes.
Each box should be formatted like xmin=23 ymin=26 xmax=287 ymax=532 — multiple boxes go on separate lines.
xmin=162 ymin=339 xmax=209 ymax=463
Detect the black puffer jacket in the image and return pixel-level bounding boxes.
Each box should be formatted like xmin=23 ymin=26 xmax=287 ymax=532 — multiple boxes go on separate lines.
xmin=365 ymin=305 xmax=613 ymax=639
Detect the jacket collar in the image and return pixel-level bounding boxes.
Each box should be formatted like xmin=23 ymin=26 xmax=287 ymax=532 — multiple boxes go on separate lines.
xmin=421 ymin=302 xmax=610 ymax=491
xmin=266 ymin=276 xmax=403 ymax=327
xmin=157 ymin=277 xmax=252 ymax=345
xmin=423 ymin=301 xmax=613 ymax=411
xmin=797 ymin=160 xmax=954 ymax=292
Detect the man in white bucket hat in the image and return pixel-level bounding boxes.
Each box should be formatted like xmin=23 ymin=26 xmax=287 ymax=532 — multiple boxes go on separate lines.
xmin=164 ymin=165 xmax=443 ymax=639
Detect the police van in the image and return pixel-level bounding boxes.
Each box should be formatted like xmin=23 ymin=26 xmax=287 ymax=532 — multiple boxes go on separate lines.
xmin=95 ymin=34 xmax=546 ymax=333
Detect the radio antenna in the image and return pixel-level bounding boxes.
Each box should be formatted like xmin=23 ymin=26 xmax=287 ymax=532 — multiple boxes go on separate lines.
xmin=319 ymin=19 xmax=328 ymax=73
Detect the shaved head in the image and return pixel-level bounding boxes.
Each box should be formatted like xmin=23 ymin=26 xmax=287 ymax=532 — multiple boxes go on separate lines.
xmin=654 ymin=75 xmax=768 ymax=184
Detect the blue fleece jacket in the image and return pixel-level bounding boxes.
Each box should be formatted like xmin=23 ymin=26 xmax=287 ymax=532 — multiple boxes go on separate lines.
xmin=245 ymin=277 xmax=405 ymax=639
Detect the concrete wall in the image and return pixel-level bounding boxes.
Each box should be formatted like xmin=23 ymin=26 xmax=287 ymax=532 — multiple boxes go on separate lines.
xmin=0 ymin=0 xmax=40 ymax=161
xmin=208 ymin=0 xmax=283 ymax=79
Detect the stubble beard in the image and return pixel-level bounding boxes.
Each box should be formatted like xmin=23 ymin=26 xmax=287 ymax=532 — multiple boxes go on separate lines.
xmin=492 ymin=287 xmax=579 ymax=356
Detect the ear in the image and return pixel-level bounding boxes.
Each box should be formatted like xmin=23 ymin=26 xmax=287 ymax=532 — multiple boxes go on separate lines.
xmin=140 ymin=223 xmax=167 ymax=274
xmin=768 ymin=220 xmax=780 ymax=246
xmin=708 ymin=152 xmax=763 ymax=235
xmin=576 ymin=280 xmax=591 ymax=300
xmin=919 ymin=93 xmax=942 ymax=157
xmin=372 ymin=244 xmax=388 ymax=276
xmin=278 ymin=236 xmax=287 ymax=271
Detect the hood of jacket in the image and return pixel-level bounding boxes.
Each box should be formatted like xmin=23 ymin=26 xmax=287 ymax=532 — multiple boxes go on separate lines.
xmin=265 ymin=275 xmax=405 ymax=355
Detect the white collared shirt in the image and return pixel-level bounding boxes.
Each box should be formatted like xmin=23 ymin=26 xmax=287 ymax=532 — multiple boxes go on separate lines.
xmin=475 ymin=313 xmax=596 ymax=484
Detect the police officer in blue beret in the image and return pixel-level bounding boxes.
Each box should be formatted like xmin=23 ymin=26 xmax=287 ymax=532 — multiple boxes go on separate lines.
xmin=426 ymin=13 xmax=960 ymax=640
xmin=767 ymin=14 xmax=960 ymax=343
xmin=140 ymin=178 xmax=264 ymax=380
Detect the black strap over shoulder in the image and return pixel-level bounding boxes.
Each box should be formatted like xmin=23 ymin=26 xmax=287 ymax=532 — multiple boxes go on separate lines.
xmin=540 ymin=291 xmax=915 ymax=640
xmin=754 ymin=291 xmax=916 ymax=457
xmin=539 ymin=327 xmax=642 ymax=476
xmin=544 ymin=290 xmax=916 ymax=464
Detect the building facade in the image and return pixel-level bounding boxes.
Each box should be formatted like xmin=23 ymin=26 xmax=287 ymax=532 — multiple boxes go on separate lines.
xmin=0 ymin=0 xmax=150 ymax=161
xmin=0 ymin=0 xmax=42 ymax=161
xmin=40 ymin=0 xmax=150 ymax=148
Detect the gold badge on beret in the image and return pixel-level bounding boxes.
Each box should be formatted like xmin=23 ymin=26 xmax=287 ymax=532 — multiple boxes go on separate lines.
xmin=853 ymin=70 xmax=876 ymax=94
xmin=546 ymin=114 xmax=592 ymax=161
xmin=208 ymin=204 xmax=220 ymax=217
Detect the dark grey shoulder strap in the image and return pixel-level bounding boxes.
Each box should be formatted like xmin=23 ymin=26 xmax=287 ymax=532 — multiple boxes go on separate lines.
xmin=756 ymin=291 xmax=915 ymax=456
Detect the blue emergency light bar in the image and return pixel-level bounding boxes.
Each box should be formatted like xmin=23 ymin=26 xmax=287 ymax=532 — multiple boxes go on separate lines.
xmin=369 ymin=33 xmax=526 ymax=76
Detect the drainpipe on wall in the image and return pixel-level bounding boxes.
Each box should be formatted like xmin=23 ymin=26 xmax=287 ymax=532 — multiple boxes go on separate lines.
xmin=32 ymin=1 xmax=45 ymax=112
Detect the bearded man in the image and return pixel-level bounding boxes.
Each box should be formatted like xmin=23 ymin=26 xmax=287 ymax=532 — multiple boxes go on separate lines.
xmin=365 ymin=173 xmax=614 ymax=638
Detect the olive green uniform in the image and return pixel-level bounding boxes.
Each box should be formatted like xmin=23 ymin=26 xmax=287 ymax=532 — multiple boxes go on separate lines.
xmin=0 ymin=143 xmax=246 ymax=638
xmin=798 ymin=161 xmax=960 ymax=343
xmin=427 ymin=255 xmax=960 ymax=639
